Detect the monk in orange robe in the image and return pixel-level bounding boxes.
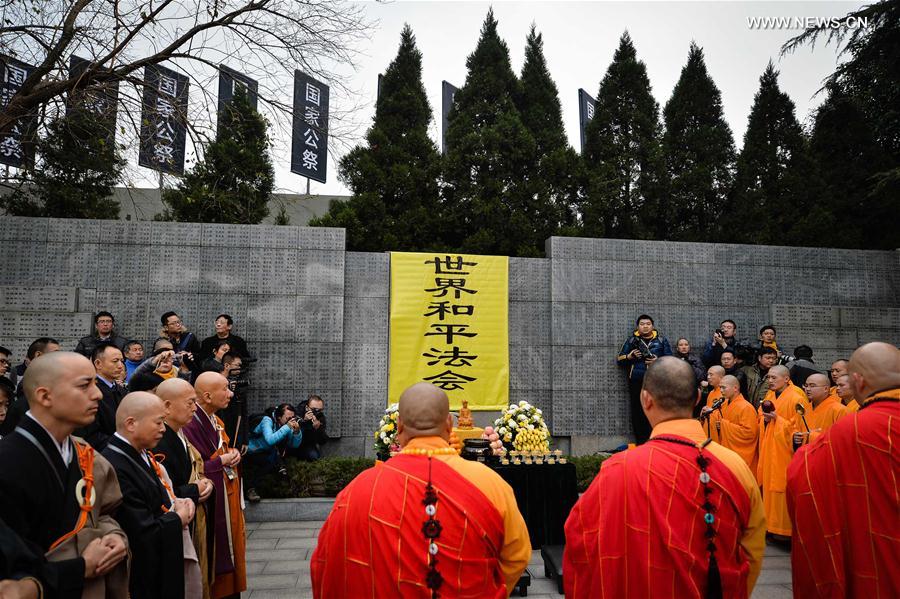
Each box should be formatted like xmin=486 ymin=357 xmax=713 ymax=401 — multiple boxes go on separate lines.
xmin=702 ymin=375 xmax=758 ymax=472
xmin=565 ymin=358 xmax=765 ymax=599
xmin=828 ymin=358 xmax=848 ymax=399
xmin=183 ymin=373 xmax=246 ymax=599
xmin=756 ymin=364 xmax=809 ymax=539
xmin=796 ymin=373 xmax=847 ymax=446
xmin=787 ymin=341 xmax=900 ymax=597
xmin=835 ymin=373 xmax=860 ymax=413
xmin=311 ymin=383 xmax=530 ymax=598
xmin=699 ymin=365 xmax=725 ymax=434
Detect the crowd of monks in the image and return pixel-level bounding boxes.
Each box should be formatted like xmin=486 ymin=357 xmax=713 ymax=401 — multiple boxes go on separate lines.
xmin=1 ymin=341 xmax=897 ymax=599
xmin=0 ymin=352 xmax=246 ymax=599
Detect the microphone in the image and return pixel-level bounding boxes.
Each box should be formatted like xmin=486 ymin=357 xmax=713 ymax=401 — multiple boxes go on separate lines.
xmin=701 ymin=398 xmax=724 ymax=421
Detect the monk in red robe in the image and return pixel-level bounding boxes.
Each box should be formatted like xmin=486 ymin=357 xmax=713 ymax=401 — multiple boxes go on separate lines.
xmin=183 ymin=372 xmax=246 ymax=599
xmin=787 ymin=341 xmax=900 ymax=597
xmin=311 ymin=382 xmax=530 ymax=598
xmin=702 ymin=375 xmax=758 ymax=472
xmin=564 ymin=357 xmax=765 ymax=599
xmin=756 ymin=364 xmax=809 ymax=540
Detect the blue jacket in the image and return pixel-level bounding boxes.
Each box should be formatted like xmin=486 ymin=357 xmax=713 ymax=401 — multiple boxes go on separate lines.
xmin=248 ymin=415 xmax=302 ymax=455
xmin=617 ymin=330 xmax=673 ymax=383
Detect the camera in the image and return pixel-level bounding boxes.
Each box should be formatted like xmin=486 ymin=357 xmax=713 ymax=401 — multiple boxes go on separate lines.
xmin=715 ymin=328 xmax=724 ymax=337
xmin=309 ymin=408 xmax=324 ymax=418
xmin=226 ymin=365 xmax=251 ymax=391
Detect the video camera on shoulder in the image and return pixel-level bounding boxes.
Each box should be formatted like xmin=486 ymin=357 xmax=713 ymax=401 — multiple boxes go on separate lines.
xmin=227 ymin=364 xmax=251 ymax=392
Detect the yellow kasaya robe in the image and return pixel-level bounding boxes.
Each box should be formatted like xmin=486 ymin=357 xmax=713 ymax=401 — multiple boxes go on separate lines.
xmin=756 ymin=382 xmax=810 ymax=536
xmin=709 ymin=393 xmax=759 ymax=473
xmin=804 ymin=395 xmax=848 ymax=444
xmin=845 ymin=399 xmax=861 ymax=413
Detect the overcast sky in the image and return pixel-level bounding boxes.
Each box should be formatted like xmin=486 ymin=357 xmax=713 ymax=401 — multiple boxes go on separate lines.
xmin=134 ymin=1 xmax=867 ymax=197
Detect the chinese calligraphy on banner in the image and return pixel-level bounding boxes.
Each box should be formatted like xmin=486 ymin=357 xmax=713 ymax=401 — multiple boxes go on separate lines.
xmin=0 ymin=54 xmax=37 ymax=168
xmin=290 ymin=70 xmax=328 ymax=183
xmin=440 ymin=80 xmax=458 ymax=155
xmin=577 ymin=88 xmax=597 ymax=153
xmin=138 ymin=64 xmax=189 ymax=175
xmin=217 ymin=64 xmax=258 ymax=131
xmin=67 ymin=56 xmax=119 ymax=149
xmin=388 ymin=252 xmax=509 ymax=411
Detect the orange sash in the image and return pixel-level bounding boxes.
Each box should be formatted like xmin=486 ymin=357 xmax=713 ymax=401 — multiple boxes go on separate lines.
xmin=49 ymin=442 xmax=95 ymax=551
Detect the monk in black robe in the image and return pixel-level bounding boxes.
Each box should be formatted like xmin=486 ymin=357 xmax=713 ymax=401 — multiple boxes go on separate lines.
xmin=0 ymin=352 xmax=129 ymax=599
xmin=155 ymin=378 xmax=216 ymax=598
xmin=102 ymin=391 xmax=195 ymax=599
xmin=74 ymin=344 xmax=128 ymax=451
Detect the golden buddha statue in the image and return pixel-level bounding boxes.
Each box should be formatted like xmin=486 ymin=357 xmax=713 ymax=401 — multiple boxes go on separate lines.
xmin=457 ymin=399 xmax=474 ymax=429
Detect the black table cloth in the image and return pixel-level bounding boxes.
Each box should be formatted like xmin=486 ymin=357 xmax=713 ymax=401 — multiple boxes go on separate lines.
xmin=491 ymin=462 xmax=578 ymax=548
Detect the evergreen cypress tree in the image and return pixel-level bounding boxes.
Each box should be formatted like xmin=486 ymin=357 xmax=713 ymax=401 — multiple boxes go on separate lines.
xmin=662 ymin=42 xmax=736 ymax=241
xmin=517 ymin=25 xmax=582 ymax=234
xmin=4 ymin=108 xmax=123 ymax=218
xmin=442 ymin=10 xmax=544 ymax=257
xmin=808 ymin=84 xmax=897 ymax=249
xmin=310 ymin=25 xmax=443 ymax=251
xmin=725 ymin=62 xmax=826 ymax=245
xmin=582 ymin=32 xmax=666 ymax=240
xmin=161 ymin=85 xmax=273 ymax=224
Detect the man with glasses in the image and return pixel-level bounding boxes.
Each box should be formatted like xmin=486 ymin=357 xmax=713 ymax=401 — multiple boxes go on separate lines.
xmin=75 ymin=312 xmax=129 ymax=358
xmin=795 ymin=373 xmax=847 ymax=448
xmin=161 ymin=312 xmax=201 ymax=375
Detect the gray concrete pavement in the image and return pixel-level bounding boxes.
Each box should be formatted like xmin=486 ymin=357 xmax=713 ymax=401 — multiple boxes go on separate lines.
xmin=244 ymin=520 xmax=792 ymax=598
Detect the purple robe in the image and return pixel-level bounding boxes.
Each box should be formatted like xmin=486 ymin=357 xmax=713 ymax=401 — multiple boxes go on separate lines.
xmin=182 ymin=411 xmax=233 ymax=577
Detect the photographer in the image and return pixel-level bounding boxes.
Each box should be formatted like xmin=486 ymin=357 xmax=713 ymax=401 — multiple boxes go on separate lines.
xmin=701 ymin=319 xmax=740 ymax=368
xmin=245 ymin=403 xmax=303 ymax=502
xmin=220 ymin=353 xmax=249 ymax=451
xmin=288 ymin=395 xmax=328 ymax=461
xmin=129 ymin=338 xmax=192 ymax=392
xmin=616 ymin=315 xmax=672 ymax=444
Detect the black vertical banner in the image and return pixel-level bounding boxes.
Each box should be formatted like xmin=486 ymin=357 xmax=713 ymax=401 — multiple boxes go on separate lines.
xmin=377 ymin=73 xmax=384 ymax=106
xmin=67 ymin=55 xmax=119 ymax=149
xmin=138 ymin=64 xmax=189 ymax=175
xmin=0 ymin=54 xmax=37 ymax=169
xmin=290 ymin=71 xmax=329 ymax=184
xmin=578 ymin=88 xmax=597 ymax=153
xmin=441 ymin=81 xmax=458 ymax=155
xmin=217 ymin=65 xmax=258 ymax=130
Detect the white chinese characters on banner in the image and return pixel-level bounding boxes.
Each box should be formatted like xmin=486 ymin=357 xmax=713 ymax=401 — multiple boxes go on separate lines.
xmin=0 ymin=56 xmax=37 ymax=168
xmin=290 ymin=71 xmax=328 ymax=183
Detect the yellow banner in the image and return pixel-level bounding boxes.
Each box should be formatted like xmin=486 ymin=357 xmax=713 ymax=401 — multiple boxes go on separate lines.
xmin=389 ymin=252 xmax=509 ymax=411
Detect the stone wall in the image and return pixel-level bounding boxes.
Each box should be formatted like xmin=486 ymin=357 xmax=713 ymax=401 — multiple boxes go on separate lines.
xmin=2 ymin=216 xmax=897 ymax=455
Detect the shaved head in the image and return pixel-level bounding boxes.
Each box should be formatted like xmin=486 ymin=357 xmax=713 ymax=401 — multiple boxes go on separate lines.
xmin=848 ymin=342 xmax=900 ymax=401
xmin=156 ymin=378 xmax=197 ymax=429
xmin=21 ymin=352 xmax=102 ymax=439
xmin=769 ymin=365 xmax=789 ymax=378
xmin=720 ymin=375 xmax=741 ymax=400
xmin=156 ymin=377 xmax=194 ymax=401
xmin=804 ymin=373 xmax=832 ymax=405
xmin=22 ymin=351 xmax=89 ymax=405
xmin=642 ymin=357 xmax=697 ymax=413
xmin=194 ymin=371 xmax=232 ymax=413
xmin=707 ymin=365 xmax=725 ymax=387
xmin=116 ymin=391 xmax=168 ymax=450
xmin=116 ymin=391 xmax=165 ymax=430
xmin=397 ymin=383 xmax=452 ymax=442
xmin=195 ymin=371 xmax=225 ymax=394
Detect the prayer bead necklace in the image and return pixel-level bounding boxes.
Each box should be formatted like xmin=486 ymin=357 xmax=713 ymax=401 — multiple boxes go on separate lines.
xmin=650 ymin=435 xmax=723 ymax=599
xmin=421 ymin=458 xmax=443 ymax=598
xmin=400 ymin=447 xmax=457 ymax=457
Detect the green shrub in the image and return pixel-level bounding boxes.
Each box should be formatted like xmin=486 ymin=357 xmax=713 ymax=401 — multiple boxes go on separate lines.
xmin=255 ymin=457 xmax=375 ymax=498
xmin=568 ymin=453 xmax=612 ymax=493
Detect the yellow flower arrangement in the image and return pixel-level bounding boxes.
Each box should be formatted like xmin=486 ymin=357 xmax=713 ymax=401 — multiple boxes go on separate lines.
xmin=374 ymin=403 xmax=400 ymax=455
xmin=493 ymin=401 xmax=550 ymax=453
